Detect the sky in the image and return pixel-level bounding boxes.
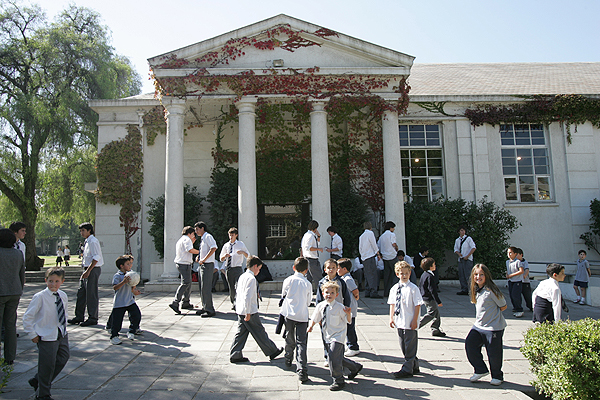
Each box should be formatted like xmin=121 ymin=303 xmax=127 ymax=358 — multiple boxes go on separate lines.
xmin=42 ymin=0 xmax=600 ymax=95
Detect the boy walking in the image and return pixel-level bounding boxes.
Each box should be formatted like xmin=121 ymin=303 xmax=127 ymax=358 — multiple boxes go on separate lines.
xmin=388 ymin=261 xmax=424 ymax=378
xmin=280 ymin=257 xmax=312 ymax=382
xmin=195 ymin=222 xmax=218 ymax=318
xmin=23 ymin=267 xmax=70 ymax=400
xmin=506 ymin=247 xmax=524 ymax=317
xmin=337 ymin=258 xmax=360 ymax=356
xmin=516 ymin=248 xmax=533 ymax=311
xmin=418 ymin=257 xmax=446 ymax=337
xmin=532 ymin=263 xmax=566 ymax=323
xmin=110 ymin=255 xmax=142 ymax=345
xmin=170 ymin=226 xmax=199 ymax=314
xmin=573 ymin=249 xmax=592 ymax=305
xmin=230 ymin=256 xmax=283 ymax=363
xmin=308 ymin=281 xmax=363 ymax=391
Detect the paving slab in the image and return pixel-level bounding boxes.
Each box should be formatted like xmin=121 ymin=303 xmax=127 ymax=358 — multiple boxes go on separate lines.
xmin=2 ymin=281 xmax=599 ymax=399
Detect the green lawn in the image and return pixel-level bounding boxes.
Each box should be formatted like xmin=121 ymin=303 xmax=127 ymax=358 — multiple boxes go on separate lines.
xmin=38 ymin=255 xmax=82 ymax=267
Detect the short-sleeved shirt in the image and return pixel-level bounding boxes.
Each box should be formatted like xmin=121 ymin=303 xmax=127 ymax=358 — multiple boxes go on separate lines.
xmin=387 ymin=281 xmax=424 ymax=330
xmin=473 ymin=287 xmax=507 ymax=331
xmin=301 ymin=230 xmax=320 ymax=259
xmin=310 ymin=300 xmax=348 ymax=344
xmin=174 ymin=235 xmax=194 ymax=265
xmin=521 ymin=259 xmax=530 ymax=283
xmin=454 ymin=235 xmax=476 ymax=261
xmin=507 ymin=258 xmax=523 ymax=282
xmin=340 ymin=272 xmax=358 ymax=317
xmin=377 ymin=230 xmax=397 ymax=260
xmin=199 ymin=232 xmax=217 ymax=263
xmin=330 ymin=234 xmax=343 ymax=258
xmin=359 ymin=229 xmax=378 ymax=260
xmin=575 ymin=259 xmax=590 ymax=282
xmin=113 ymin=271 xmax=135 ymax=308
xmin=219 ymin=240 xmax=249 ymax=268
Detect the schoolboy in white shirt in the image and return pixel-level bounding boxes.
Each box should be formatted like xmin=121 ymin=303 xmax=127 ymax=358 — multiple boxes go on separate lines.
xmin=170 ymin=226 xmax=199 ymax=314
xmin=280 ymin=257 xmax=312 ymax=382
xmin=337 ymin=258 xmax=360 ymax=356
xmin=23 ymin=267 xmax=70 ymax=400
xmin=388 ymin=261 xmax=424 ymax=378
xmin=219 ymin=227 xmax=249 ymax=306
xmin=532 ymin=263 xmax=566 ymax=323
xmin=195 ymin=221 xmax=218 ymax=318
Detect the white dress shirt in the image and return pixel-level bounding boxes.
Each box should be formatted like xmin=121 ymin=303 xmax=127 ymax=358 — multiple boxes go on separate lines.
xmin=330 ymin=234 xmax=343 ymax=258
xmin=174 ymin=235 xmax=194 ymax=264
xmin=387 ymin=281 xmax=424 ymax=330
xmin=199 ymin=232 xmax=217 ymax=263
xmin=82 ymin=234 xmax=103 ymax=268
xmin=310 ymin=300 xmax=348 ymax=344
xmin=219 ymin=240 xmax=249 ymax=268
xmin=301 ymin=230 xmax=320 ymax=259
xmin=377 ymin=230 xmax=397 ymax=260
xmin=280 ymin=272 xmax=312 ymax=322
xmin=235 ymin=269 xmax=259 ymax=315
xmin=359 ymin=229 xmax=378 ymax=260
xmin=532 ymin=277 xmax=562 ymax=321
xmin=15 ymin=239 xmax=26 ymax=261
xmin=454 ymin=234 xmax=476 ymax=261
xmin=23 ymin=288 xmax=68 ymax=341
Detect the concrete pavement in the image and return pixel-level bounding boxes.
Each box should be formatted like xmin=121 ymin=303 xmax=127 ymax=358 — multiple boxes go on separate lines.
xmin=2 ymin=281 xmax=599 ymax=400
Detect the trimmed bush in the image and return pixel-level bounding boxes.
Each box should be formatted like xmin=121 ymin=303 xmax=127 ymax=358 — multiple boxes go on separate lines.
xmin=520 ymin=318 xmax=600 ymax=400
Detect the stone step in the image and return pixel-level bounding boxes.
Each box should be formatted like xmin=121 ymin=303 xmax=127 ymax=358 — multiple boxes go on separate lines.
xmin=25 ymin=269 xmax=82 ymax=283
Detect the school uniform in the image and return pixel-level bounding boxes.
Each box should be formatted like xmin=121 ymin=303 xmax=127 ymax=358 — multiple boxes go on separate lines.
xmin=23 ymin=288 xmax=70 ymax=399
xmin=359 ymin=229 xmax=380 ymax=297
xmin=301 ymin=230 xmax=321 ymax=293
xmin=521 ymin=259 xmax=533 ymax=311
xmin=230 ymin=269 xmax=280 ymax=361
xmin=198 ymin=231 xmax=218 ymax=314
xmin=110 ymin=271 xmax=141 ymax=339
xmin=329 ymin=233 xmax=343 ymax=260
xmin=465 ymin=287 xmax=507 ymax=381
xmin=532 ymin=277 xmax=562 ymax=323
xmin=454 ymin=234 xmax=476 ymax=293
xmin=574 ymin=259 xmax=590 ymax=288
xmin=310 ymin=300 xmax=361 ymax=385
xmin=317 ymin=275 xmax=351 ymax=359
xmin=387 ymin=281 xmax=424 ymax=374
xmin=378 ymin=230 xmax=399 ymax=296
xmin=220 ymin=240 xmax=249 ymax=304
xmin=74 ymin=234 xmax=103 ymax=323
xmin=280 ymin=272 xmax=312 ymax=376
xmin=173 ymin=234 xmax=195 ymax=307
xmin=418 ymin=270 xmax=443 ymax=332
xmin=340 ymin=272 xmax=360 ymax=351
xmin=506 ymin=258 xmax=523 ymax=313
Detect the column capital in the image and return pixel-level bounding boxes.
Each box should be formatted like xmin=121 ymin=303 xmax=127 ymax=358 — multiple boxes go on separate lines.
xmin=162 ymin=97 xmax=187 ymax=115
xmin=310 ymin=100 xmax=327 ymax=114
xmin=236 ymin=97 xmax=257 ymax=114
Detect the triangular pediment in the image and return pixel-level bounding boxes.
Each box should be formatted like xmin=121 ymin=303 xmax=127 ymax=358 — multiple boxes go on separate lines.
xmin=148 ymin=14 xmax=414 ymax=72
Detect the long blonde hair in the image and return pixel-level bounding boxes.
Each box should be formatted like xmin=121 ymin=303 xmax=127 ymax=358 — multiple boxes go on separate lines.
xmin=469 ymin=263 xmax=504 ymax=304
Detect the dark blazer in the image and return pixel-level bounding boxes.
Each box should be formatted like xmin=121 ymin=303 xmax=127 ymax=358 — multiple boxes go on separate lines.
xmin=419 ymin=270 xmax=441 ymax=304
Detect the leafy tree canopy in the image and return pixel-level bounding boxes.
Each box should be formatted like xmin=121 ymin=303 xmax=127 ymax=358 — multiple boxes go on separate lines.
xmin=0 ymin=0 xmax=141 ymax=268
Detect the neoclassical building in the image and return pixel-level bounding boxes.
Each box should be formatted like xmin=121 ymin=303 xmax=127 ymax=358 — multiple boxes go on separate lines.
xmin=90 ymin=14 xmax=600 ymax=286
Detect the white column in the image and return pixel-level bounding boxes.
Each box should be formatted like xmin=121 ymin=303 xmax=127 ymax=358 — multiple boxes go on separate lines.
xmin=237 ymin=98 xmax=258 ymax=256
xmin=310 ymin=101 xmax=331 ymax=263
xmin=162 ymin=99 xmax=186 ymax=278
xmin=382 ymin=109 xmax=406 ymax=250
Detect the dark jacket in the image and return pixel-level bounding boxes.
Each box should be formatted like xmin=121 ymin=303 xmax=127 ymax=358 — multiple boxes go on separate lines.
xmin=419 ymin=270 xmax=441 ymax=304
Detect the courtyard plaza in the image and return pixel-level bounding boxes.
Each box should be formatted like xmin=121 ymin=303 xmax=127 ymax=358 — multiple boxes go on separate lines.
xmin=3 ymin=280 xmax=599 ymax=400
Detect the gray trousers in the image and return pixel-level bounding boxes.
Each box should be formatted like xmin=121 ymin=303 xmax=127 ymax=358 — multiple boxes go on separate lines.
xmin=383 ymin=257 xmax=399 ymax=296
xmin=397 ymin=328 xmax=419 ymax=374
xmin=0 ymin=294 xmax=20 ymax=362
xmin=225 ymin=266 xmax=244 ymax=304
xmin=174 ymin=263 xmax=192 ymax=304
xmin=74 ymin=267 xmax=101 ymax=321
xmin=419 ymin=299 xmax=441 ymax=331
xmin=327 ymin=341 xmax=361 ymax=384
xmin=35 ymin=330 xmax=70 ymax=398
xmin=284 ymin=318 xmax=308 ymax=374
xmin=306 ymin=258 xmax=322 ymax=294
xmin=363 ymin=256 xmax=379 ymax=295
xmin=458 ymin=259 xmax=473 ymax=293
xmin=230 ymin=313 xmax=279 ymax=360
xmin=198 ymin=262 xmax=215 ymax=313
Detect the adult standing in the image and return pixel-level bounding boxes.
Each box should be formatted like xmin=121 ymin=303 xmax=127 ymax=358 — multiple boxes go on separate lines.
xmin=378 ymin=221 xmax=399 ymax=297
xmin=0 ymin=229 xmax=25 ymax=365
xmin=169 ymin=226 xmax=199 ymax=314
xmin=454 ymin=227 xmax=476 ymax=295
xmin=325 ymin=226 xmax=343 ymax=260
xmin=301 ymin=220 xmax=323 ymax=294
xmin=9 ymin=221 xmax=26 ymax=262
xmin=195 ymin=222 xmax=218 ymax=318
xmin=69 ymin=223 xmax=103 ymax=326
xmin=359 ymin=221 xmax=381 ymax=298
xmin=220 ymin=227 xmax=249 ymax=308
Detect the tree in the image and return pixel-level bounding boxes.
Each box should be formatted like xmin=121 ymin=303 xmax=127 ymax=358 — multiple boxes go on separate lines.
xmin=0 ymin=1 xmax=141 ymax=269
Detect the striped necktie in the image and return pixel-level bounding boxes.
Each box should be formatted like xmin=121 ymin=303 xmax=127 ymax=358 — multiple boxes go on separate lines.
xmin=227 ymin=242 xmax=234 ymax=268
xmin=394 ymin=284 xmax=403 ymax=316
xmin=54 ymin=292 xmax=66 ymax=335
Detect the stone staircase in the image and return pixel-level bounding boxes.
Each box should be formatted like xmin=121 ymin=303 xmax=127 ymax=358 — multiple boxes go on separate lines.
xmin=25 ymin=266 xmax=82 ymax=283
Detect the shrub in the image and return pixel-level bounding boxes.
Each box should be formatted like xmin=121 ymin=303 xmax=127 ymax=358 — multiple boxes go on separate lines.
xmin=521 ymin=318 xmax=600 ymax=400
xmin=331 ymin=180 xmax=368 ymax=258
xmin=146 ymin=185 xmax=204 ymax=258
xmin=580 ymin=198 xmax=600 ymax=255
xmin=0 ymin=358 xmax=12 ymax=391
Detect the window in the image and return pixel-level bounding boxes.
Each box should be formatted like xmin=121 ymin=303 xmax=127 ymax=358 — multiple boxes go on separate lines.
xmin=399 ymin=125 xmax=445 ymax=202
xmin=500 ymin=124 xmax=552 ymax=202
xmin=266 ymin=218 xmax=287 ymax=238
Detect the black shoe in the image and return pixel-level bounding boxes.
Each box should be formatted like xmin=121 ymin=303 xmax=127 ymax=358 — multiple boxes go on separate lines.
xmin=270 ymin=347 xmax=283 ymax=361
xmin=370 ymin=292 xmax=382 ymax=299
xmin=67 ymin=318 xmax=83 ymax=325
xmin=413 ymin=367 xmax=421 ymax=374
xmin=285 ymin=358 xmax=293 ymax=367
xmin=348 ymin=364 xmax=363 ymax=380
xmin=309 ymin=302 xmax=316 ymax=307
xmin=456 ymin=291 xmax=468 ymax=296
xmin=80 ymin=319 xmax=98 ymax=327
xmin=201 ymin=312 xmax=216 ymax=318
xmin=211 ymin=288 xmax=216 ymax=293
xmin=28 ymin=377 xmax=38 ymax=391
xmin=230 ymin=357 xmax=249 ymax=363
xmin=36 ymin=396 xmax=55 ymax=400
xmin=432 ymin=330 xmax=447 ymax=337
xmin=4 ymin=360 xmax=14 ymax=365
xmin=393 ymin=370 xmax=413 ymax=379
xmin=196 ymin=309 xmax=207 ymax=315
xmin=330 ymin=381 xmax=345 ymax=391
xmin=181 ymin=303 xmax=194 ymax=310
xmin=169 ymin=303 xmax=181 ymax=315
xmin=299 ymin=373 xmax=309 ymax=383
xmin=231 ymin=305 xmax=236 ymax=311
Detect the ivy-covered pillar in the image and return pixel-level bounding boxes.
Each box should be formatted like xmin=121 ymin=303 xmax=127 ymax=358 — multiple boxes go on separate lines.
xmin=162 ymin=98 xmax=186 ymax=278
xmin=310 ymin=100 xmax=331 ymax=264
xmin=237 ymin=98 xmax=258 ymax=256
xmin=382 ymin=108 xmax=406 ymax=250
